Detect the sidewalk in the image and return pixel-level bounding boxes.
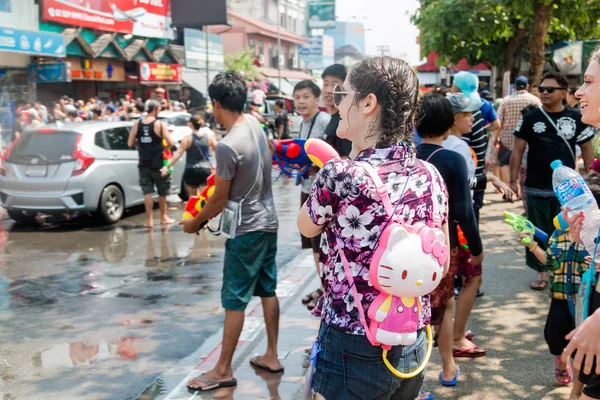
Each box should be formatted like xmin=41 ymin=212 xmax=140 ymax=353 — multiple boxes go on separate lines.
xmin=140 ymin=251 xmax=320 ymax=400
xmin=147 ymin=189 xmax=573 ymax=400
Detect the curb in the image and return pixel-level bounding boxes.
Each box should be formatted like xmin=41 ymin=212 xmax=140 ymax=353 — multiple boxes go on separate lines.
xmin=138 ymin=250 xmax=319 ymax=400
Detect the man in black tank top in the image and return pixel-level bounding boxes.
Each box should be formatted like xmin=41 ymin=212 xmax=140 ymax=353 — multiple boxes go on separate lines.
xmin=128 ymin=99 xmax=176 ymax=228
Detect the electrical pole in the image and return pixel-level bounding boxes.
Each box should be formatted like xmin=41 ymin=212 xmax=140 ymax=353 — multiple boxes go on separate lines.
xmin=376 ymin=45 xmax=390 ymax=58
xmin=205 ymin=26 xmax=209 ymax=93
xmin=276 ymin=0 xmax=282 ymax=95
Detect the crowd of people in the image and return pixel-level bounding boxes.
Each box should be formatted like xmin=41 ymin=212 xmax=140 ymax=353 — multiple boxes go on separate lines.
xmin=166 ymin=54 xmax=600 ymax=400
xmin=8 ymin=92 xmax=195 ymax=144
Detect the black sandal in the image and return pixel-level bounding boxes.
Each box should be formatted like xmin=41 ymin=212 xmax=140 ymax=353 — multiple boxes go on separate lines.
xmin=301 ymin=288 xmax=323 ymax=305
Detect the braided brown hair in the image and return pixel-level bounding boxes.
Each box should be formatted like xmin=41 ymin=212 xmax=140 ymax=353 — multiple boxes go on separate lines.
xmin=348 ymin=57 xmax=419 ymax=147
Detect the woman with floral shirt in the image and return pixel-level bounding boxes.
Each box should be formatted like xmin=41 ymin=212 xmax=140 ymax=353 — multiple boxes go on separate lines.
xmin=297 ymin=57 xmax=450 ymax=399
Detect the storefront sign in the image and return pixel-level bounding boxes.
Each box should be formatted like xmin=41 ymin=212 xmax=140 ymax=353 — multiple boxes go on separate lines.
xmin=140 ymin=62 xmax=181 ymax=83
xmin=553 ymin=41 xmax=583 ymax=75
xmin=184 ymin=28 xmax=224 ymax=71
xmin=68 ymin=58 xmax=125 ymax=81
xmin=299 ymin=36 xmax=323 ymax=57
xmin=41 ymin=0 xmax=174 ymax=40
xmin=308 ymin=0 xmax=336 ymax=29
xmin=28 ymin=63 xmax=71 ymax=83
xmin=0 ymin=27 xmax=65 ymax=57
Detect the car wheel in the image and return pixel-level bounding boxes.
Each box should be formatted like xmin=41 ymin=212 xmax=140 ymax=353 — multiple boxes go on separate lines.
xmin=179 ymin=180 xmax=189 ymax=202
xmin=7 ymin=210 xmax=37 ymax=225
xmin=95 ymin=185 xmax=124 ymax=224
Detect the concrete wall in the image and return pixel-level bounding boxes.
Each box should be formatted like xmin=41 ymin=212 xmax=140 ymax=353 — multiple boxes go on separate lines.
xmin=0 ymin=0 xmax=38 ymax=31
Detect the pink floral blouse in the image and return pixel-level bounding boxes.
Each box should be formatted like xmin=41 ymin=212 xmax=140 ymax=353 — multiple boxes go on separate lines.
xmin=306 ymin=143 xmax=449 ymax=335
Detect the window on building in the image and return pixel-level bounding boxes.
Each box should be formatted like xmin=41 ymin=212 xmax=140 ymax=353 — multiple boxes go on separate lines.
xmin=268 ymin=43 xmax=274 ymax=67
xmin=258 ymin=41 xmax=264 ymax=60
xmin=249 ymin=38 xmax=256 ymax=55
xmin=293 ymin=18 xmax=297 ymax=32
xmin=280 ymin=13 xmax=286 ymax=28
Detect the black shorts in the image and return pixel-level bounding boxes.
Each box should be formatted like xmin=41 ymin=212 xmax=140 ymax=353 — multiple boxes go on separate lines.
xmin=300 ymin=192 xmax=320 ymax=253
xmin=183 ymin=167 xmax=212 ymax=188
xmin=544 ymin=298 xmax=575 ymax=356
xmin=579 ymin=291 xmax=600 ymax=398
xmin=139 ymin=168 xmax=171 ymax=196
xmin=497 ymin=142 xmax=512 ymax=167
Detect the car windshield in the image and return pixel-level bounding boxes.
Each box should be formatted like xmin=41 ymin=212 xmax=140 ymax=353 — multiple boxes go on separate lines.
xmin=9 ymin=131 xmax=79 ymax=164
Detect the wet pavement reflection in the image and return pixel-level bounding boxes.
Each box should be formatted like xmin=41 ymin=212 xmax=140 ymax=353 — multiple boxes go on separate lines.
xmin=0 ymin=176 xmax=301 ymax=400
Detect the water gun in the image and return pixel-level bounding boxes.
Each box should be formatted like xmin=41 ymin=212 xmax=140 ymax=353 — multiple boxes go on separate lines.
xmin=553 ymin=213 xmax=570 ymax=232
xmin=272 ymin=138 xmax=341 ymax=181
xmin=272 ymin=138 xmax=312 ymax=178
xmin=162 ymin=139 xmax=173 ymax=174
xmin=503 ymin=211 xmax=549 ymax=245
xmin=182 ymin=174 xmax=216 ymax=228
xmin=457 ymin=225 xmax=468 ymax=249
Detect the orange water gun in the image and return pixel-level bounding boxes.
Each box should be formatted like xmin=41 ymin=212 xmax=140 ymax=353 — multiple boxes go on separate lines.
xmin=457 ymin=225 xmax=468 ymax=250
xmin=182 ymin=174 xmax=216 ymax=227
xmin=162 ymin=139 xmax=173 ymax=174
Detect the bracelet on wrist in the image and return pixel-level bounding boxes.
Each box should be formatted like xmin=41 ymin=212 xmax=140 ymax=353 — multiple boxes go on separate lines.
xmin=528 ymin=242 xmax=538 ymax=252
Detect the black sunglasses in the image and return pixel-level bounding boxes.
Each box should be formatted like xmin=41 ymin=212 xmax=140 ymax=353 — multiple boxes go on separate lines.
xmin=538 ymin=86 xmax=566 ymax=94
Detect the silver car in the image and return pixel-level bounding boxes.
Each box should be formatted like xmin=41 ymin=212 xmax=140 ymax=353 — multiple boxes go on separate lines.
xmin=0 ymin=121 xmax=186 ymax=225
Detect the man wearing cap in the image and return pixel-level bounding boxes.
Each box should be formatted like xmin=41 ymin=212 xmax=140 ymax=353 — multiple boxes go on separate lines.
xmin=452 ymin=71 xmax=501 ymax=221
xmin=496 ymin=76 xmax=541 ymax=186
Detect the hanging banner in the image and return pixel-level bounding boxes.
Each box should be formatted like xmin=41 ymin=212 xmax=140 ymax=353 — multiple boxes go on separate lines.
xmin=308 ymin=0 xmax=336 ymax=29
xmin=0 ymin=28 xmax=65 ymax=57
xmin=140 ymin=62 xmax=181 ymax=83
xmin=28 ymin=63 xmax=71 ymax=83
xmin=553 ymin=41 xmax=583 ymax=75
xmin=41 ymin=0 xmax=173 ymax=40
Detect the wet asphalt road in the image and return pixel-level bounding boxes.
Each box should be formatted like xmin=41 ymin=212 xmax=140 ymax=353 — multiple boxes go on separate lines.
xmin=0 ymin=175 xmax=302 ymax=400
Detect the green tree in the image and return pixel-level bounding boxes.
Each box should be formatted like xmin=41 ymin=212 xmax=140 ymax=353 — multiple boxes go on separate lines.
xmin=224 ymin=49 xmax=264 ymax=83
xmin=412 ymin=0 xmax=600 ymax=94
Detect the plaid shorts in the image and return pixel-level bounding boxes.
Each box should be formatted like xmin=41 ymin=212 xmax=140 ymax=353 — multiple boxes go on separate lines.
xmin=456 ymin=246 xmax=483 ymax=279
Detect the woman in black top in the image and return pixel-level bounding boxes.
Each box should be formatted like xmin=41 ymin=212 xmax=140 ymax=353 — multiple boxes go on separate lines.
xmin=161 ymin=115 xmax=217 ymax=196
xmin=415 ymin=93 xmax=484 ymax=389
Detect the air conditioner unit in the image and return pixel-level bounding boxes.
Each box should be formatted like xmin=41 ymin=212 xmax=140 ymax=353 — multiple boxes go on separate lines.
xmin=279 ymin=55 xmax=285 ymax=67
xmin=258 ymin=54 xmax=265 ymax=65
xmin=292 ymin=56 xmax=298 ymax=69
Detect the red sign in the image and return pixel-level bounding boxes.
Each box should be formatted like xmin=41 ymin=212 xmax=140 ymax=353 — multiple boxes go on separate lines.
xmin=41 ymin=0 xmax=173 ymax=39
xmin=140 ymin=63 xmax=181 ymax=83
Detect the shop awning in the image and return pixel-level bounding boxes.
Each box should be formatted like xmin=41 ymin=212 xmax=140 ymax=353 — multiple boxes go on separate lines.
xmin=182 ymin=68 xmax=220 ymax=95
xmin=259 ymin=67 xmax=314 ymax=81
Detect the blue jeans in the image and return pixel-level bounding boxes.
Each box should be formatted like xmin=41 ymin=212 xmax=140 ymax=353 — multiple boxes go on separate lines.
xmin=312 ymin=323 xmax=427 ymax=400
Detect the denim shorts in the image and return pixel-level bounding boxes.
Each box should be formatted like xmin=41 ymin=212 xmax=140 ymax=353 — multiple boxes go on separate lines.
xmin=312 ymin=322 xmax=427 ymax=400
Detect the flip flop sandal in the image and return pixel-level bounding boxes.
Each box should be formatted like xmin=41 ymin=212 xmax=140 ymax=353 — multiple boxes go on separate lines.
xmin=530 ymin=279 xmax=548 ymax=290
xmin=250 ymin=356 xmax=285 ymax=374
xmin=440 ymin=366 xmax=460 ymax=386
xmin=554 ymin=356 xmax=573 ymax=385
xmin=186 ymin=374 xmax=237 ymax=392
xmin=417 ymin=390 xmax=435 ymax=400
xmin=301 ymin=288 xmax=323 ymax=305
xmin=452 ymin=345 xmax=486 ymax=358
xmin=465 ymin=331 xmax=475 ymax=341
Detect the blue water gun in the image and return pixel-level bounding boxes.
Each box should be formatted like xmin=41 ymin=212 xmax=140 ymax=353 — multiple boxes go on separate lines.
xmin=272 ymin=138 xmax=312 ymax=183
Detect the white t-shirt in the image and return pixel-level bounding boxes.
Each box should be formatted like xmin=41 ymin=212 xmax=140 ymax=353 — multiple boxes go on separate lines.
xmin=443 ymin=135 xmax=476 ymax=178
xmin=299 ymin=111 xmax=331 ymax=194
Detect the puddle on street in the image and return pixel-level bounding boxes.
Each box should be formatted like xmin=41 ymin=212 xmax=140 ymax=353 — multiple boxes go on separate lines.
xmin=35 ymin=337 xmax=144 ymax=369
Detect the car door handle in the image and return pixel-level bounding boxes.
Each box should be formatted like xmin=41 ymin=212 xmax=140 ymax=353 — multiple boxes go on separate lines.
xmin=109 ymin=155 xmax=119 ymax=161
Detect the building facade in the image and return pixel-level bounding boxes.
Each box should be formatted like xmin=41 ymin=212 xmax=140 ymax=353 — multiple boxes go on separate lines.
xmin=228 ymin=0 xmax=307 ymax=37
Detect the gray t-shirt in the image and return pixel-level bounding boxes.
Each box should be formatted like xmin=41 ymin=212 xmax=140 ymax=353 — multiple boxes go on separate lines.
xmin=299 ymin=111 xmax=331 ymax=194
xmin=215 ymin=114 xmax=278 ymax=237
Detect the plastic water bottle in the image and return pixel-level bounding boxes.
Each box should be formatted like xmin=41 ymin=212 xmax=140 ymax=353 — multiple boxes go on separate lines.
xmin=551 ymin=160 xmax=600 ymax=262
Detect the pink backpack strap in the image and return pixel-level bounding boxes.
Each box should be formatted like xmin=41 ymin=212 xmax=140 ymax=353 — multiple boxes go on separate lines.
xmin=361 ymin=161 xmax=393 ymax=217
xmin=421 ymin=160 xmax=442 ymax=228
xmin=339 ymin=250 xmax=377 ymax=345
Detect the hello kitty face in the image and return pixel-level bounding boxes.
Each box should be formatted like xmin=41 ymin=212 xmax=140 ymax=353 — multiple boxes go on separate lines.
xmin=371 ymin=224 xmax=445 ymax=298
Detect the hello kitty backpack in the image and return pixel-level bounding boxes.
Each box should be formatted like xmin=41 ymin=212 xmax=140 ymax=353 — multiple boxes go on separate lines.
xmin=339 ymin=160 xmax=448 ymax=378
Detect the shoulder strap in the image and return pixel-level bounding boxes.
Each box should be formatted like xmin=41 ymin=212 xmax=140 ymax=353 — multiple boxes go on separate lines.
xmin=420 ymin=160 xmax=443 ymax=228
xmin=192 ymin=133 xmax=211 ymax=162
xmin=426 ymin=148 xmax=445 ymax=163
xmin=304 ymin=111 xmax=321 ymax=139
xmin=361 ymin=161 xmax=394 ymax=216
xmin=538 ymin=106 xmax=576 ymax=165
